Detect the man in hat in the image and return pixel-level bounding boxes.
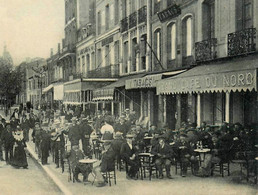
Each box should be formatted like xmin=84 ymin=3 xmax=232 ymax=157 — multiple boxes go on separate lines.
xmin=113 ymin=116 xmax=130 ymax=137
xmin=68 ymin=117 xmax=82 ymax=147
xmin=152 ymin=135 xmax=173 ymax=179
xmin=120 ymin=134 xmax=139 ymax=180
xmin=94 ymin=111 xmax=104 ymax=134
xmin=32 ymin=122 xmax=44 ymax=158
xmin=1 ymin=123 xmax=14 ymax=164
xmin=40 ymin=123 xmax=51 ymax=165
xmin=79 ymin=118 xmax=93 ymax=157
xmin=111 ymin=132 xmax=126 ymax=169
xmin=66 ymin=145 xmax=92 ymax=183
xmin=175 ymin=133 xmax=199 ymax=177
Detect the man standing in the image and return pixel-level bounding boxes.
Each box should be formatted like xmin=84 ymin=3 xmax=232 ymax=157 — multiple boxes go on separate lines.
xmin=152 ymin=135 xmax=173 ymax=179
xmin=79 ymin=118 xmax=93 ymax=157
xmin=1 ymin=123 xmax=14 ymax=164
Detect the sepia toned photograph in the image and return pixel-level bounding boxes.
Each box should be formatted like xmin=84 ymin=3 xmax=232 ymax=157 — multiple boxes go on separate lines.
xmin=0 ymin=0 xmax=257 ymax=194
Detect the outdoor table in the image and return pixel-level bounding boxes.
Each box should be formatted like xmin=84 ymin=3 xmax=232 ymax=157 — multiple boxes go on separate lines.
xmin=79 ymin=159 xmax=98 ymax=185
xmin=194 ymin=148 xmax=211 ymax=166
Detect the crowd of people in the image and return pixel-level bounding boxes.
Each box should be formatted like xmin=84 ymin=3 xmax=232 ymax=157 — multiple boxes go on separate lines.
xmin=0 ymin=105 xmax=257 ymax=187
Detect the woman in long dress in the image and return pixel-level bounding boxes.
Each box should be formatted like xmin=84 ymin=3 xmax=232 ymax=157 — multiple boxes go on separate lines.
xmin=11 ymin=127 xmax=28 ymax=169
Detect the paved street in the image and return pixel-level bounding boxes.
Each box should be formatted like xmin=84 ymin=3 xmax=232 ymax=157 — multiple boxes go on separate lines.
xmin=0 ymin=156 xmax=62 ymax=195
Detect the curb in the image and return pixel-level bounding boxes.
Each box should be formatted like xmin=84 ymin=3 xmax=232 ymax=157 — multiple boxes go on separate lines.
xmin=26 ymin=144 xmax=73 ymax=195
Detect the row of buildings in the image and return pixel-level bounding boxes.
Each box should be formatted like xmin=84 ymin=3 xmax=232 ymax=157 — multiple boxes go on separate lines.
xmin=17 ymin=0 xmax=258 ymax=130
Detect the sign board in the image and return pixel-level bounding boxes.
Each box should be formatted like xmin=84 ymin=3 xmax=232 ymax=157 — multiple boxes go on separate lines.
xmin=125 ymin=74 xmax=162 ymax=89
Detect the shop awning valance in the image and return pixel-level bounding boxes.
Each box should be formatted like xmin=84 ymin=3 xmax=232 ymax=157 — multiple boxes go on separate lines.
xmin=157 ymin=56 xmax=258 ymax=95
xmin=92 ymin=73 xmax=146 ymax=101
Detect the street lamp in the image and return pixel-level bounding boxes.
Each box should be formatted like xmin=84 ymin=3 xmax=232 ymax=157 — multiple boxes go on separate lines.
xmin=140 ymin=37 xmax=165 ymax=70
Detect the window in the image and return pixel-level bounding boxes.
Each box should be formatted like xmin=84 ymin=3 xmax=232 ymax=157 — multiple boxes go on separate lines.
xmin=97 ymin=49 xmax=102 ymax=68
xmin=97 ymin=11 xmax=101 ymax=34
xmin=86 ymin=54 xmax=90 ymax=73
xmin=114 ymin=0 xmax=119 ymax=24
xmin=91 ymin=52 xmax=95 ymax=71
xmin=105 ymin=45 xmax=110 ymax=66
xmin=123 ymin=41 xmax=129 ymax=73
xmin=114 ymin=41 xmax=120 ymax=65
xmin=236 ymin=0 xmax=253 ymax=30
xmin=154 ymin=0 xmax=161 ymax=14
xmin=140 ymin=34 xmax=147 ymax=70
xmin=154 ymin=29 xmax=161 ymax=67
xmin=131 ymin=38 xmax=137 ymax=72
xmin=77 ymin=58 xmax=81 ymax=73
xmin=182 ymin=16 xmax=193 ymax=57
xmin=202 ymin=0 xmax=215 ymax=40
xmin=82 ymin=55 xmax=85 ymax=76
xmin=167 ymin=23 xmax=177 ymax=60
xmin=106 ymin=4 xmax=110 ymax=30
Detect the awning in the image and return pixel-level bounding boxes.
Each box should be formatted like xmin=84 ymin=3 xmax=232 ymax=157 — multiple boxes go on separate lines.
xmin=64 ymin=79 xmax=116 ymax=103
xmin=157 ymin=57 xmax=258 ymax=95
xmin=92 ymin=73 xmax=146 ymax=101
xmin=54 ymin=84 xmax=64 ymax=101
xmin=42 ymin=84 xmax=53 ymax=94
xmin=125 ymin=70 xmax=186 ymax=90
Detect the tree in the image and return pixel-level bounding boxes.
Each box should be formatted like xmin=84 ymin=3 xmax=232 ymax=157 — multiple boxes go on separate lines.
xmin=0 ymin=58 xmax=22 ymax=114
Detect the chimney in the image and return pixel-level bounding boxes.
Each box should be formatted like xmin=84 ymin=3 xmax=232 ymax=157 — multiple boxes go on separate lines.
xmin=58 ymin=43 xmax=61 ymax=54
xmin=50 ymin=48 xmax=53 ymax=57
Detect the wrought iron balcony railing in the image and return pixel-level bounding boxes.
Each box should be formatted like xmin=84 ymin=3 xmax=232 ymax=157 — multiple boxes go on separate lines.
xmin=228 ymin=28 xmax=256 ymax=57
xmin=121 ymin=17 xmax=128 ymax=33
xmin=195 ymin=38 xmax=217 ymax=62
xmin=138 ymin=6 xmax=147 ymax=24
xmin=129 ymin=12 xmax=137 ymax=29
xmin=86 ymin=64 xmax=119 ymax=78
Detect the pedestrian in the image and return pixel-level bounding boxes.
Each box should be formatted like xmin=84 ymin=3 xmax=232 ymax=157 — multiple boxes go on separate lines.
xmin=1 ymin=123 xmax=14 ymax=164
xmin=11 ymin=126 xmax=28 ymax=169
xmin=40 ymin=123 xmax=51 ymax=165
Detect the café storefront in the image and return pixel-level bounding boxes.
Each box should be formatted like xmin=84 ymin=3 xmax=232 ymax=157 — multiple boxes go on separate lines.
xmin=157 ymin=57 xmax=258 ymax=129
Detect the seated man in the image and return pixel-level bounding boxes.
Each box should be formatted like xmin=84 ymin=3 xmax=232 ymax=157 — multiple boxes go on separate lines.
xmin=93 ymin=140 xmax=116 ymax=187
xmin=66 ymin=145 xmax=92 ymax=183
xmin=152 ymin=135 xmax=173 ymax=179
xmin=120 ymin=134 xmax=139 ymax=180
xmin=175 ymin=133 xmax=199 ymax=177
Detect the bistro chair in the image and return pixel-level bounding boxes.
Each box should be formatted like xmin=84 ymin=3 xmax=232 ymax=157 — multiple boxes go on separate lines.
xmin=138 ymin=153 xmax=158 ymax=180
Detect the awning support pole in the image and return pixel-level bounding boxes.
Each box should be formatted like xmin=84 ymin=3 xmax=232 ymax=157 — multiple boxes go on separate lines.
xmin=225 ymin=92 xmax=230 ymax=123
xmin=197 ymin=93 xmax=201 ymax=127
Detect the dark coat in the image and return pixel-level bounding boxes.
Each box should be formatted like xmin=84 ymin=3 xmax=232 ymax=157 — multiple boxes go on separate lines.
xmin=1 ymin=129 xmax=14 ymax=148
xmin=68 ymin=125 xmax=82 ymax=146
xmin=152 ymin=143 xmax=173 ymax=159
xmin=120 ymin=142 xmax=138 ymax=161
xmin=101 ymin=146 xmax=116 ymax=172
xmin=111 ymin=138 xmax=126 ymax=156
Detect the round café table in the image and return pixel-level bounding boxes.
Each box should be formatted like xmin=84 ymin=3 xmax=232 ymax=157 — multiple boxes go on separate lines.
xmin=79 ymin=159 xmax=98 ymax=185
xmin=194 ymin=148 xmax=211 ymax=166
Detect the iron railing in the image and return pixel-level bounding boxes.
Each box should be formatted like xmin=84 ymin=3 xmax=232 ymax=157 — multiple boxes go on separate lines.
xmin=86 ymin=64 xmax=119 ymax=78
xmin=129 ymin=11 xmax=137 ymax=29
xmin=195 ymin=38 xmax=217 ymax=62
xmin=228 ymin=28 xmax=256 ymax=56
xmin=121 ymin=17 xmax=128 ymax=33
xmin=138 ymin=6 xmax=147 ymax=24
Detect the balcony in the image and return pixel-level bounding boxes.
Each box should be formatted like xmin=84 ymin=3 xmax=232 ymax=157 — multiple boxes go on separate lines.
xmin=129 ymin=12 xmax=137 ymax=29
xmin=228 ymin=28 xmax=256 ymax=57
xmin=86 ymin=64 xmax=119 ymax=78
xmin=138 ymin=6 xmax=147 ymax=24
xmin=121 ymin=17 xmax=128 ymax=33
xmin=195 ymin=38 xmax=217 ymax=62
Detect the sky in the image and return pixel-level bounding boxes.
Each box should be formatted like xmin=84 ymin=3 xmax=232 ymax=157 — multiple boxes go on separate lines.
xmin=0 ymin=0 xmax=65 ymax=65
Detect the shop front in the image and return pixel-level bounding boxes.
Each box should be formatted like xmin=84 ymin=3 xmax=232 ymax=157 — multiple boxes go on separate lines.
xmin=157 ymin=56 xmax=258 ymax=128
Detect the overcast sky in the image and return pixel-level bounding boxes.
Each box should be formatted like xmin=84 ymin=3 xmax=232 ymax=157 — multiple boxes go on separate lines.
xmin=0 ymin=0 xmax=65 ymax=65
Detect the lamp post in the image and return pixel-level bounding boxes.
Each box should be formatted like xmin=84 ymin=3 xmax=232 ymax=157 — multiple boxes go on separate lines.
xmin=140 ymin=37 xmax=165 ymax=70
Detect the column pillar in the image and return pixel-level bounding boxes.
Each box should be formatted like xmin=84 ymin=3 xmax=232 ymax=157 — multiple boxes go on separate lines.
xmin=111 ymin=101 xmax=114 ymax=116
xmin=197 ymin=93 xmax=201 ymax=127
xmin=147 ymin=90 xmax=154 ymax=127
xmin=225 ymin=92 xmax=230 ymax=123
xmin=140 ymin=91 xmax=144 ymax=118
xmin=96 ymin=102 xmax=99 ymax=113
xmin=163 ymin=95 xmax=167 ymax=125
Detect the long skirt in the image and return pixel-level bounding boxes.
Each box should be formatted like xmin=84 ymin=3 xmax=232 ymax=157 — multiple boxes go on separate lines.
xmin=11 ymin=145 xmax=28 ymax=168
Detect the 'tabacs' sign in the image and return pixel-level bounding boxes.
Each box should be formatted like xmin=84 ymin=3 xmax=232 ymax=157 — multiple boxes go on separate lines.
xmin=157 ymin=4 xmax=181 ymax=22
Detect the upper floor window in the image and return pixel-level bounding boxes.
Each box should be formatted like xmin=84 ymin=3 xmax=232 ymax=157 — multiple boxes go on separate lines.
xmin=123 ymin=41 xmax=129 ymax=73
xmin=82 ymin=55 xmax=85 ymax=75
xmin=182 ymin=16 xmax=193 ymax=57
xmin=167 ymin=23 xmax=177 ymax=60
xmin=154 ymin=29 xmax=162 ymax=68
xmin=202 ymin=0 xmax=215 ymax=40
xmin=114 ymin=41 xmax=120 ymax=65
xmin=105 ymin=45 xmax=110 ymax=66
xmin=154 ymin=0 xmax=161 ymax=14
xmin=236 ymin=0 xmax=253 ymax=30
xmin=106 ymin=4 xmax=110 ymax=30
xmin=97 ymin=11 xmax=102 ymax=34
xmin=114 ymin=0 xmax=119 ymax=24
